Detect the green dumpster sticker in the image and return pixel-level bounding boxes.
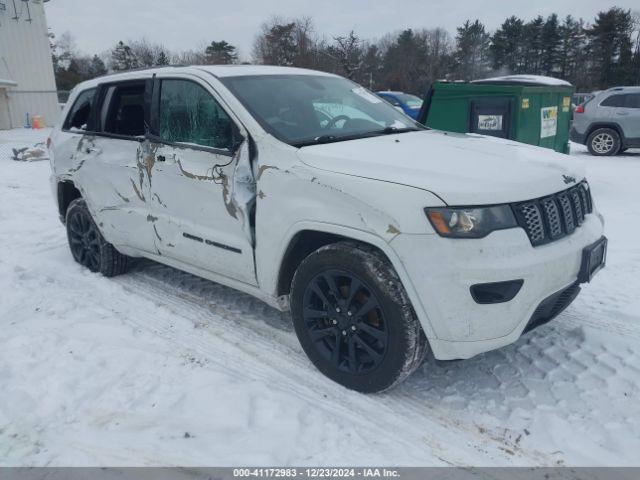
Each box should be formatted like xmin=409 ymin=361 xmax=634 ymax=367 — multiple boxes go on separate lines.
xmin=540 ymin=106 xmax=558 ymax=138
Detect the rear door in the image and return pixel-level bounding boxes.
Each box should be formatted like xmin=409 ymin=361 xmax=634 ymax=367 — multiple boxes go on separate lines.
xmin=146 ymin=74 xmax=257 ymax=285
xmin=619 ymin=93 xmax=640 ymax=141
xmin=74 ymin=79 xmax=156 ymax=253
xmin=598 ymin=93 xmax=625 ymax=122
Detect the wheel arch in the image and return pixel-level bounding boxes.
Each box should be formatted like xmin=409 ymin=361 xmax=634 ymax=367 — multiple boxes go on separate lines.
xmin=586 ymin=122 xmax=627 ymax=144
xmin=57 ymin=180 xmax=82 ymax=223
xmin=271 ymin=222 xmax=438 ymax=339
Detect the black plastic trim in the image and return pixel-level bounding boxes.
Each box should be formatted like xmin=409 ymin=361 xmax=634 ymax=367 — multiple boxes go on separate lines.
xmin=470 ymin=279 xmax=524 ymax=304
xmin=523 ymin=283 xmax=581 ymax=334
xmin=182 ymin=232 xmax=242 ymax=254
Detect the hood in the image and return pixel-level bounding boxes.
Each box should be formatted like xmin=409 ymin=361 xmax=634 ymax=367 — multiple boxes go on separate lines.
xmin=296 ymin=130 xmax=584 ymax=205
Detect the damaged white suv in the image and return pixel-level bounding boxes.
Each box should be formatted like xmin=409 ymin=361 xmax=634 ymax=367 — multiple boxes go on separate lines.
xmin=50 ymin=66 xmax=606 ymax=392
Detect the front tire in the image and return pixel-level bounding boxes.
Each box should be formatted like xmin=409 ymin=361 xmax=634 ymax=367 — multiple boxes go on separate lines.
xmin=290 ymin=242 xmax=427 ymax=393
xmin=587 ymin=128 xmax=620 ymax=156
xmin=65 ymin=198 xmax=130 ymax=277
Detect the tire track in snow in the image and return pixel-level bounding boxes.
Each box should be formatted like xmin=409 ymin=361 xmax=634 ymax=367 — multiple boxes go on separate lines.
xmin=112 ymin=261 xmax=552 ymax=465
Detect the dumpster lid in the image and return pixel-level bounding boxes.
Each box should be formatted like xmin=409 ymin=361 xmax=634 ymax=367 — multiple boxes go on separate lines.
xmin=471 ymin=75 xmax=572 ymax=87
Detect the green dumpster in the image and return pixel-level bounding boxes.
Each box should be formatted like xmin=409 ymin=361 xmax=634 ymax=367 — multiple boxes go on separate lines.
xmin=418 ymin=75 xmax=575 ymax=154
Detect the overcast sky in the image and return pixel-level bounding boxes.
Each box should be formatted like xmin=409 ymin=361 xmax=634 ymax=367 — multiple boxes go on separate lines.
xmin=45 ymin=0 xmax=638 ymax=60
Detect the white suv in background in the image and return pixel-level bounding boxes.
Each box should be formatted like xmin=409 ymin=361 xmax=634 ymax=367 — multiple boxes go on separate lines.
xmin=49 ymin=66 xmax=606 ymax=392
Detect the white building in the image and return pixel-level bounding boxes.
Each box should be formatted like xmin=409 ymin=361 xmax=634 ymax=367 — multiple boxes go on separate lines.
xmin=0 ymin=0 xmax=59 ymax=129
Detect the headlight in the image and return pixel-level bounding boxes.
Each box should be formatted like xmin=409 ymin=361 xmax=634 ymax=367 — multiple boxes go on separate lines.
xmin=425 ymin=205 xmax=517 ymax=238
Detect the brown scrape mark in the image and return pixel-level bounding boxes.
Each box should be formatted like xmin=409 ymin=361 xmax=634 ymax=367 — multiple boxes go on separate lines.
xmin=130 ymin=179 xmax=146 ymax=202
xmin=144 ymin=144 xmax=159 ymax=184
xmin=176 ymin=159 xmax=216 ymax=181
xmin=147 ymin=214 xmax=158 ymax=222
xmin=220 ymin=173 xmax=238 ymax=219
xmin=258 ymin=190 xmax=266 ymax=199
xmin=257 ymin=164 xmax=278 ymax=180
xmin=386 ymin=224 xmax=401 ymax=235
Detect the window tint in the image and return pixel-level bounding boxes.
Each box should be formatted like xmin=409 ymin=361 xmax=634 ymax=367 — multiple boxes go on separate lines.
xmin=159 ymin=79 xmax=233 ymax=150
xmin=102 ymin=83 xmax=146 ymax=137
xmin=64 ymin=89 xmax=96 ymax=131
xmin=601 ymin=94 xmax=626 ymax=107
xmin=625 ymin=94 xmax=640 ymax=109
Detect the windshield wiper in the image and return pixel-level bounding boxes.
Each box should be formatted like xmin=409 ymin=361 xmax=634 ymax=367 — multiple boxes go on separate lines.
xmin=293 ymin=126 xmax=422 ymax=148
xmin=379 ymin=126 xmax=421 ymax=135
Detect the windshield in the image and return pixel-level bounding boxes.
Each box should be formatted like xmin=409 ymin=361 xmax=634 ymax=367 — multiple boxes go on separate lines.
xmin=396 ymin=93 xmax=423 ymax=109
xmin=221 ymin=74 xmax=422 ymax=147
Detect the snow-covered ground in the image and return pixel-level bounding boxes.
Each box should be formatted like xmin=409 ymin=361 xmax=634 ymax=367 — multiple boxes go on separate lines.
xmin=1 ymin=128 xmax=639 ymax=466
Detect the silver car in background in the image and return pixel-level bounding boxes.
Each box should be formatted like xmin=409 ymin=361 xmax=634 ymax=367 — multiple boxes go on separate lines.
xmin=570 ymin=86 xmax=640 ymax=156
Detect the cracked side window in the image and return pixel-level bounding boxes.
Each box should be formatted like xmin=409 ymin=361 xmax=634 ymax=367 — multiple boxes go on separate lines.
xmin=159 ymin=80 xmax=233 ymax=150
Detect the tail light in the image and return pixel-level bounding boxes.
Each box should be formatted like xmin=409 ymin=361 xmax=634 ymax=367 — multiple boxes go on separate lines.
xmin=575 ymin=104 xmax=584 ymax=114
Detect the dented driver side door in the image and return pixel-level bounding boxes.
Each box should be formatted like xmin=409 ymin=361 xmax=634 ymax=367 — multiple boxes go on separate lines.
xmin=145 ymin=76 xmax=257 ymax=285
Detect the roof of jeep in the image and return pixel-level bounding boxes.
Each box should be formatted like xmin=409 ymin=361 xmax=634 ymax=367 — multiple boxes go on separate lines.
xmin=73 ymin=65 xmax=338 ymax=91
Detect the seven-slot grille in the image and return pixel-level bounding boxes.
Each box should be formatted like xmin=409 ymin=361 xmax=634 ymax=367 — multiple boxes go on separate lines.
xmin=512 ymin=181 xmax=593 ymax=247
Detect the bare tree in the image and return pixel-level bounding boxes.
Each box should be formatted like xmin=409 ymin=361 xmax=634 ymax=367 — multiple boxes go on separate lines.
xmin=329 ymin=31 xmax=363 ymax=79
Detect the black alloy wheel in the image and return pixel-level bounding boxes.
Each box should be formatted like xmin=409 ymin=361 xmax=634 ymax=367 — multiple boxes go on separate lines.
xmin=302 ymin=270 xmax=388 ymax=375
xmin=68 ymin=205 xmax=102 ymax=272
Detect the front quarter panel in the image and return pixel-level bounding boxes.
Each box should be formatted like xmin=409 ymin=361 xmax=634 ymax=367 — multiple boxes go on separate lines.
xmin=255 ymin=144 xmax=443 ymax=298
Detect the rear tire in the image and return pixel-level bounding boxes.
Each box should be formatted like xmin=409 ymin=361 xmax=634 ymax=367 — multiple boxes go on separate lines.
xmin=65 ymin=198 xmax=130 ymax=277
xmin=587 ymin=128 xmax=620 ymax=156
xmin=290 ymin=241 xmax=427 ymax=393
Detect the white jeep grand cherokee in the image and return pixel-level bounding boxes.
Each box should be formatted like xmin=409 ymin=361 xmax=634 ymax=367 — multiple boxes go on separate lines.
xmin=49 ymin=66 xmax=606 ymax=392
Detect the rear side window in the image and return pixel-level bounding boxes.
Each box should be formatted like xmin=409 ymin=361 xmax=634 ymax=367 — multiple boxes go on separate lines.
xmin=101 ymin=83 xmax=146 ymax=137
xmin=625 ymin=94 xmax=640 ymax=109
xmin=159 ymin=79 xmax=233 ymax=150
xmin=63 ymin=89 xmax=96 ymax=131
xmin=601 ymin=94 xmax=626 ymax=107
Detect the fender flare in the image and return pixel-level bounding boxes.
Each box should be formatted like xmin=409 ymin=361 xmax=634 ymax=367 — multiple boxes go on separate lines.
xmin=272 ymin=220 xmax=438 ymax=340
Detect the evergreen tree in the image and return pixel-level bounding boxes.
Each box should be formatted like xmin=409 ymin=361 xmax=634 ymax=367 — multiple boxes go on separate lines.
xmin=585 ymin=8 xmax=635 ymax=88
xmin=540 ymin=14 xmax=561 ymax=76
xmin=558 ymin=16 xmax=586 ymax=86
xmin=204 ymin=41 xmax=238 ymax=64
xmin=88 ymin=55 xmax=107 ymax=78
xmin=111 ymin=41 xmax=139 ymax=71
xmin=521 ymin=16 xmax=544 ymax=73
xmin=490 ymin=16 xmax=525 ymax=73
xmin=453 ymin=19 xmax=491 ymax=80
xmin=156 ymin=50 xmax=170 ymax=66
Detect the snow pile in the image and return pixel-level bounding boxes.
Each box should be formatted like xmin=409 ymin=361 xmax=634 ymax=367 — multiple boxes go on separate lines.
xmin=0 ymin=128 xmax=638 ymax=466
xmin=472 ymin=75 xmax=573 ymax=86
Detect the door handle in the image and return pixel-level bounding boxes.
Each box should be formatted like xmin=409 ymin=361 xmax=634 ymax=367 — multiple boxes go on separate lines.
xmin=616 ymin=111 xmax=629 ymax=116
xmin=157 ymin=155 xmax=166 ymax=162
xmin=85 ymin=147 xmax=101 ymax=154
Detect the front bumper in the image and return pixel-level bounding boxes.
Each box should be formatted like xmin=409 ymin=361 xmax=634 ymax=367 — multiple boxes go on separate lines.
xmin=390 ymin=212 xmax=605 ymax=360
